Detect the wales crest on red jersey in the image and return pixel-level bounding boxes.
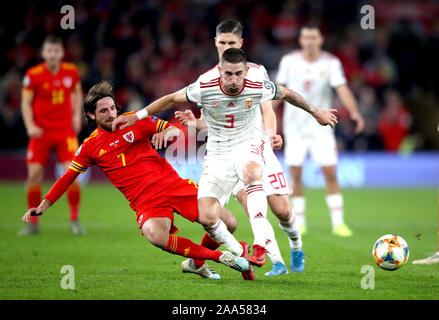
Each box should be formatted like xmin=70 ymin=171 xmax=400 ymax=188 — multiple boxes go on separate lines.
xmin=123 ymin=131 xmax=135 ymax=143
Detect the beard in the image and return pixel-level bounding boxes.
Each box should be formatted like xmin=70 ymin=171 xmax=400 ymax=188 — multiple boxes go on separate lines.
xmin=99 ymin=119 xmax=114 ymax=131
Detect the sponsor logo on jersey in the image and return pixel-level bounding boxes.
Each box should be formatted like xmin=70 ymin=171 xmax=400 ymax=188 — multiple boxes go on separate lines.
xmin=110 ymin=140 xmax=120 ymax=147
xmin=98 ymin=149 xmax=107 ymax=157
xmin=123 ymin=131 xmax=135 ymax=143
xmin=227 ymin=102 xmax=235 ymax=108
xmin=75 ymin=145 xmax=82 ymax=156
xmin=63 ymin=76 xmax=73 ymax=88
xmin=245 ymin=98 xmax=252 ymax=109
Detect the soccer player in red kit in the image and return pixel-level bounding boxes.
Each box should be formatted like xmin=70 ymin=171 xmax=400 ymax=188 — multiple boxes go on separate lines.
xmin=18 ymin=36 xmax=84 ymax=235
xmin=21 ymin=81 xmax=251 ymax=278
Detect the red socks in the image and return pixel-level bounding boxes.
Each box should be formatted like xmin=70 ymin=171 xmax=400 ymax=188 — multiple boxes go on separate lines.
xmin=27 ymin=185 xmax=41 ymax=225
xmin=193 ymin=233 xmax=221 ymax=268
xmin=165 ymin=235 xmax=222 ymax=263
xmin=67 ymin=183 xmax=80 ymax=221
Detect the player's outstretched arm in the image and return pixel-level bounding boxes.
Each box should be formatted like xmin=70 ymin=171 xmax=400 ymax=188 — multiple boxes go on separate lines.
xmin=112 ymin=87 xmax=189 ymax=131
xmin=275 ymin=84 xmax=338 ymax=129
xmin=21 ymin=169 xmax=80 ymax=223
xmin=336 ymin=84 xmax=364 ymax=134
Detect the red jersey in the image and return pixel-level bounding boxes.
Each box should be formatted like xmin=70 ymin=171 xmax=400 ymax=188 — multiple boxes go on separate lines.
xmin=22 ymin=62 xmax=80 ymax=134
xmin=67 ymin=116 xmax=185 ymax=212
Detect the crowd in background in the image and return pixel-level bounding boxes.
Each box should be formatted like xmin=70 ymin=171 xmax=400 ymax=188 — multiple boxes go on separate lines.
xmin=0 ymin=0 xmax=438 ymax=152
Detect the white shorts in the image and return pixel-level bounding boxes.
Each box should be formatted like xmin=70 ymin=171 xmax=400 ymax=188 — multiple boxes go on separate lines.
xmin=232 ymin=137 xmax=292 ymax=197
xmin=198 ymin=137 xmax=266 ymax=207
xmin=284 ymin=127 xmax=338 ymax=167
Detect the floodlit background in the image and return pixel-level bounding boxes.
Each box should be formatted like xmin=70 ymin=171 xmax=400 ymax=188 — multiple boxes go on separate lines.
xmin=0 ymin=0 xmax=438 ymax=186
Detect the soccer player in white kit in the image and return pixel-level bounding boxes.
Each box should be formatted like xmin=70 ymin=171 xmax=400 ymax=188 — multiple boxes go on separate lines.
xmin=275 ymin=24 xmax=365 ymax=237
xmin=175 ymin=19 xmax=302 ymax=276
xmin=112 ymin=48 xmax=338 ymax=280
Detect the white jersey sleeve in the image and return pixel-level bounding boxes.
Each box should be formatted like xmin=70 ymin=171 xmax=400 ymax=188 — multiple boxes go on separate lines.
xmin=261 ymin=80 xmax=277 ymax=103
xmin=275 ymin=55 xmax=290 ymax=85
xmin=186 ymin=79 xmax=202 ymax=104
xmin=329 ymin=57 xmax=347 ymax=88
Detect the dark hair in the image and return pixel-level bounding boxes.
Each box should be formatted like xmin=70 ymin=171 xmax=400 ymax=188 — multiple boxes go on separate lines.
xmin=300 ymin=22 xmax=321 ymax=33
xmin=43 ymin=35 xmax=64 ymax=46
xmin=83 ymin=81 xmax=120 ymax=123
xmin=216 ymin=19 xmax=243 ymax=38
xmin=220 ymin=48 xmax=247 ymax=66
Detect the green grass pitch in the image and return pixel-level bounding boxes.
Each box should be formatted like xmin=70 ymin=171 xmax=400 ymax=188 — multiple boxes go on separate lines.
xmin=0 ymin=182 xmax=438 ymax=300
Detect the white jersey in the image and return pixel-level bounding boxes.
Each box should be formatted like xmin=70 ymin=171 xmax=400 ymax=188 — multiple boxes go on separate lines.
xmin=186 ymin=64 xmax=277 ymax=155
xmin=276 ymin=50 xmax=346 ymax=136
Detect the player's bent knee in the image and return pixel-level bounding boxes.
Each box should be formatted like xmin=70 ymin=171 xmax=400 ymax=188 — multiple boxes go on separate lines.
xmin=220 ymin=208 xmax=238 ymax=233
xmin=141 ymin=223 xmax=169 ymax=249
xmin=269 ymin=196 xmax=292 ymax=222
xmin=197 ymin=198 xmax=222 ymax=227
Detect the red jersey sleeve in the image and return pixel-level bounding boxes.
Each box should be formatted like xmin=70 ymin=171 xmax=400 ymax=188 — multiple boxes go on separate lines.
xmin=22 ymin=70 xmax=36 ymax=93
xmin=68 ymin=139 xmax=95 ymax=174
xmin=138 ymin=116 xmax=183 ymax=137
xmin=44 ymin=169 xmax=80 ymax=204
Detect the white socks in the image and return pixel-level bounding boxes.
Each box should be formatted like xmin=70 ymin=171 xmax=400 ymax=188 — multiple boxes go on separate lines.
xmin=293 ymin=194 xmax=345 ymax=228
xmin=246 ymin=181 xmax=268 ymax=248
xmin=326 ymin=193 xmax=344 ymax=227
xmin=264 ymin=222 xmax=285 ymax=264
xmin=204 ymin=219 xmax=243 ymax=256
xmin=292 ymin=196 xmax=306 ymax=227
xmin=279 ymin=213 xmax=302 ymax=251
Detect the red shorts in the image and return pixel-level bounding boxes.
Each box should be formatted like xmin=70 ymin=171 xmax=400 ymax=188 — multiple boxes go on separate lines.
xmin=26 ymin=133 xmax=78 ymax=166
xmin=136 ymin=178 xmax=200 ymax=235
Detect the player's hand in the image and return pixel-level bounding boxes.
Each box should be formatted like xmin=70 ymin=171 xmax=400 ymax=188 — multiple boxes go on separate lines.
xmin=174 ymin=110 xmax=196 ymax=128
xmin=315 ymin=108 xmax=338 ymax=129
xmin=112 ymin=113 xmax=139 ymax=131
xmin=27 ymin=124 xmax=43 ymax=138
xmin=21 ymin=199 xmax=51 ymax=223
xmin=351 ymin=112 xmax=365 ymax=134
xmin=151 ymin=126 xmax=181 ymax=149
xmin=271 ymin=134 xmax=283 ymax=150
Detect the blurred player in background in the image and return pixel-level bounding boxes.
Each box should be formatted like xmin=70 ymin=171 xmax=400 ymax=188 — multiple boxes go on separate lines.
xmin=275 ymin=23 xmax=365 ymax=237
xmin=18 ymin=36 xmax=84 ymax=235
xmin=175 ymin=19 xmax=302 ymax=276
xmin=21 ymin=81 xmax=250 ymax=279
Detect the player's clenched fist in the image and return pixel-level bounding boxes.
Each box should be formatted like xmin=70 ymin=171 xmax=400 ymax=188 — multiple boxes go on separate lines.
xmin=21 ymin=199 xmax=51 ymax=223
xmin=271 ymin=134 xmax=283 ymax=150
